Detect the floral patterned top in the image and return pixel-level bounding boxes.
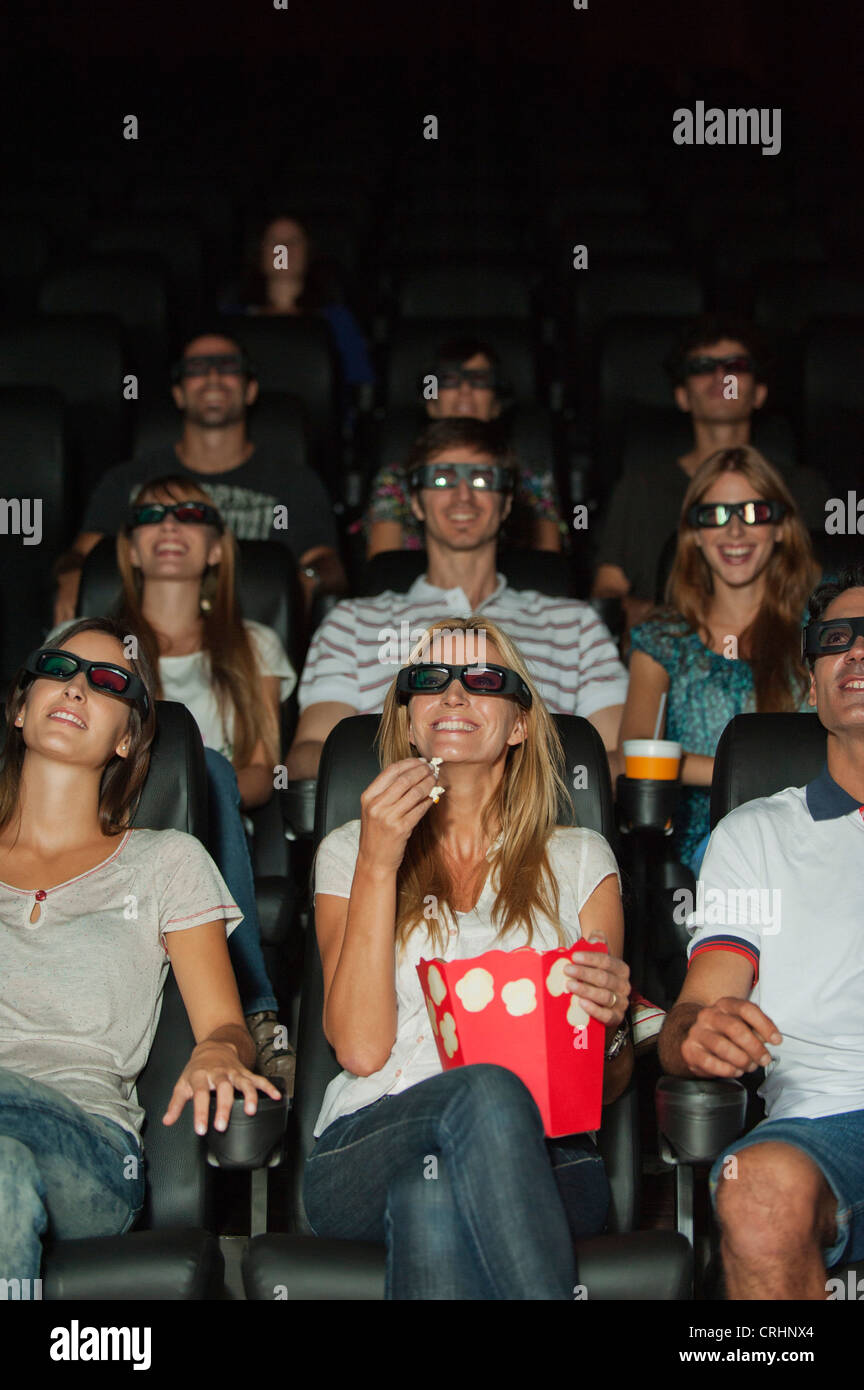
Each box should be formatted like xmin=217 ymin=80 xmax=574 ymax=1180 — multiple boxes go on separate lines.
xmin=630 ymin=613 xmax=812 ymax=868
xmin=352 ymin=462 xmax=568 ymax=550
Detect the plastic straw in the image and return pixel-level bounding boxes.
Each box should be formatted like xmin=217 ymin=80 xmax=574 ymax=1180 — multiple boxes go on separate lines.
xmin=652 ymin=691 xmax=667 ymax=741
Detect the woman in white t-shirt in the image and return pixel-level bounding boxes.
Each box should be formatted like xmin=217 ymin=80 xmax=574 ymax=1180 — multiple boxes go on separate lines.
xmin=112 ymin=477 xmax=297 ymax=1085
xmin=0 ymin=617 xmax=281 ymax=1284
xmin=305 ymin=616 xmax=633 ymax=1299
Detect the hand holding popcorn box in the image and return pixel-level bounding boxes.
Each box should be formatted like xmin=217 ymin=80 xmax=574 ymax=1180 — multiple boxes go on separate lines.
xmin=417 ymin=940 xmax=607 ymax=1137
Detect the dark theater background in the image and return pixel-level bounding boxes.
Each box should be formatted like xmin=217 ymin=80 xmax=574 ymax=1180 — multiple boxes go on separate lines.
xmin=0 ymin=0 xmax=862 ymax=1334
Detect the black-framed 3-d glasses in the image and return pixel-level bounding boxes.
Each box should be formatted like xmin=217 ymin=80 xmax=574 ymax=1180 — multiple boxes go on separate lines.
xmin=408 ymin=462 xmax=514 ymax=493
xmin=684 ymin=353 xmax=755 ymax=376
xmin=802 ymin=617 xmax=864 ymax=661
xmin=23 ymin=649 xmax=150 ymax=715
xmin=396 ymin=663 xmax=532 ymax=708
xmin=126 ymin=501 xmax=225 ymax=532
xmin=687 ymin=499 xmax=786 ymax=529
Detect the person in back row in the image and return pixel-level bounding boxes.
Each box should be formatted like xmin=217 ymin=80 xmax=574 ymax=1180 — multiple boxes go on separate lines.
xmin=659 ymin=563 xmax=864 ymax=1299
xmin=620 ymin=446 xmax=819 ymax=873
xmin=53 ymin=330 xmax=347 ymax=624
xmin=592 ymin=314 xmax=827 ymax=631
xmin=358 ymin=336 xmax=565 ymax=556
xmin=220 ymin=210 xmax=375 ymax=399
xmin=285 ymin=419 xmax=627 ymax=780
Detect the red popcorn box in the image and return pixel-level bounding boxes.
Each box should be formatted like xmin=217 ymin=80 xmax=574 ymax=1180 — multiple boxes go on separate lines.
xmin=417 ymin=940 xmax=607 ymax=1137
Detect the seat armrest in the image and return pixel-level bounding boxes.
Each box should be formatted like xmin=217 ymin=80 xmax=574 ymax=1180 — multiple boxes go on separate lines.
xmin=206 ymin=1088 xmax=290 ymax=1170
xmin=655 ymin=1075 xmax=747 ymax=1164
xmin=281 ymin=779 xmax=317 ymax=838
xmin=254 ymin=875 xmax=299 ymax=950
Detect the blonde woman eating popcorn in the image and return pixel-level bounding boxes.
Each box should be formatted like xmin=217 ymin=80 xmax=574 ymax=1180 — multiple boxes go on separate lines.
xmin=304 ymin=617 xmax=632 ymax=1299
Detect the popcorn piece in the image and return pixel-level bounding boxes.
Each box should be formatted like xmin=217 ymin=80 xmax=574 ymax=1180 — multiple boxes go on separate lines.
xmin=429 ymin=785 xmax=445 ymax=802
xmin=427 ymin=964 xmax=447 ymax=1006
xmin=440 ymin=1012 xmax=459 ymax=1058
xmin=455 ymin=967 xmax=495 ymax=1012
xmin=428 ymin=757 xmax=443 ymax=772
xmin=502 ymin=978 xmax=537 ymax=1017
xmin=545 ymin=957 xmax=569 ymax=997
xmin=567 ymin=995 xmax=590 ymax=1030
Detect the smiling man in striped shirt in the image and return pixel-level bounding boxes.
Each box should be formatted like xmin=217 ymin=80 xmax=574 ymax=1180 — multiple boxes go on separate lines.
xmin=285 ymin=420 xmax=627 ymax=779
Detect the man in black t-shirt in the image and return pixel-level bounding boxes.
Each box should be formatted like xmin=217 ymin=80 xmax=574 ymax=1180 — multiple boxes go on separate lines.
xmin=53 ymin=331 xmax=346 ymax=623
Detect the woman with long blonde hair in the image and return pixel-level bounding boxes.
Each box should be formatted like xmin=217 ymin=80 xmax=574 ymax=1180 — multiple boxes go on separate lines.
xmin=304 ymin=617 xmax=633 ymax=1299
xmin=620 ymin=445 xmax=820 ymax=870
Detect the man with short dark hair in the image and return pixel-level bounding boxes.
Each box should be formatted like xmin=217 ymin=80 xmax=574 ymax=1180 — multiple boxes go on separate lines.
xmin=592 ymin=314 xmax=826 ymax=629
xmin=53 ymin=331 xmax=345 ymax=623
xmin=659 ymin=563 xmax=864 ymax=1298
xmin=285 ymin=418 xmax=627 ymax=779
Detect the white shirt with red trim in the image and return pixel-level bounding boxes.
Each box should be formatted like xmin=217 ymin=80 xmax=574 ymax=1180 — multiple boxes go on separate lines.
xmin=687 ymin=771 xmax=864 ymax=1122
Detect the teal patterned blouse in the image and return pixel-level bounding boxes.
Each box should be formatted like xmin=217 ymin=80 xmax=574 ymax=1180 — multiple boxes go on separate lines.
xmin=630 ymin=613 xmax=812 ymax=867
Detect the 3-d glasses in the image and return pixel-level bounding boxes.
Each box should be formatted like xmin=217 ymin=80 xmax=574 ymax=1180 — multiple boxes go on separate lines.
xmin=126 ymin=501 xmax=225 ymax=532
xmin=23 ymin=648 xmax=150 ymax=715
xmin=171 ymin=352 xmax=251 ymax=383
xmin=408 ymin=462 xmax=514 ymax=493
xmin=396 ymin=663 xmax=532 ymax=708
xmin=687 ymin=499 xmax=785 ymax=528
xmin=802 ymin=617 xmax=864 ymax=661
xmin=684 ymin=353 xmax=755 ymax=377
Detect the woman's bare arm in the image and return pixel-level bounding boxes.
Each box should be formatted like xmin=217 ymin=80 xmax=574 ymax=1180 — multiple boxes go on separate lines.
xmin=367 ymin=521 xmax=404 ymax=559
xmin=318 ymin=759 xmax=436 ymax=1075
xmin=235 ymin=676 xmax=281 ymax=809
xmin=619 ymin=648 xmax=713 ymax=786
xmin=162 ymin=920 xmax=280 ymax=1133
xmin=567 ymin=871 xmax=634 ymax=1105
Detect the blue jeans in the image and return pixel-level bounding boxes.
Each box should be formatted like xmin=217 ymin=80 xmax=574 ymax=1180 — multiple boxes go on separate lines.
xmin=709 ymin=1108 xmax=864 ymax=1268
xmin=304 ymin=1064 xmax=610 ymax=1300
xmin=205 ymin=748 xmax=277 ymax=1015
xmin=0 ymin=1067 xmax=145 ymax=1285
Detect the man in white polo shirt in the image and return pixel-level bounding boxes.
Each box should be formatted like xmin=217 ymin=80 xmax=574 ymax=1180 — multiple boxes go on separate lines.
xmin=285 ymin=419 xmax=627 ymax=778
xmin=659 ymin=563 xmax=864 ymax=1299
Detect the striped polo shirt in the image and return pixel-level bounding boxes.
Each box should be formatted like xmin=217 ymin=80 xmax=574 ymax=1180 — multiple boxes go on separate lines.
xmin=297 ymin=572 xmax=628 ymax=718
xmin=687 ymin=764 xmax=864 ymax=1121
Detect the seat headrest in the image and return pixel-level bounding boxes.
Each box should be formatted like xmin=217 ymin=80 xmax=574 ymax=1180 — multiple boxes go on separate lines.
xmin=710 ymin=713 xmax=826 ymax=829
xmin=315 ymin=713 xmax=615 ymax=843
xmin=0 ymin=699 xmax=208 ymax=839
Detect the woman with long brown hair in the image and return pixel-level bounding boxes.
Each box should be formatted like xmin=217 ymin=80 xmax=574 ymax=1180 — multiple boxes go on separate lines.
xmin=111 ymin=474 xmax=296 ymax=1083
xmin=115 ymin=475 xmax=291 ymax=810
xmin=619 ymin=445 xmax=820 ymax=870
xmin=304 ymin=617 xmax=633 ymax=1299
xmin=0 ymin=617 xmax=280 ymax=1284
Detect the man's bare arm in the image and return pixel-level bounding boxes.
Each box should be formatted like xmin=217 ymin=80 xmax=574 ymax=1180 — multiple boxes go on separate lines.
xmin=659 ymin=951 xmax=781 ymax=1079
xmin=283 ymin=701 xmax=357 ymax=779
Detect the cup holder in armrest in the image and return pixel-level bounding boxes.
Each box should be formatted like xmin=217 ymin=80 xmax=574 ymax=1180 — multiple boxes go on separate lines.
xmin=281 ymin=778 xmax=317 ymax=838
xmin=616 ymin=774 xmax=680 ymax=834
xmin=206 ymin=1084 xmax=289 ymax=1169
xmin=655 ymin=1076 xmax=748 ymax=1165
